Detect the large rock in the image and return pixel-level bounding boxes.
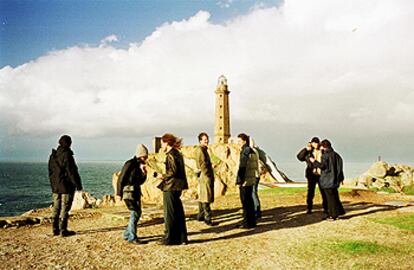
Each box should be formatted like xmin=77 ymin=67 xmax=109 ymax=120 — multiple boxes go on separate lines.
xmin=345 ymin=161 xmax=414 ymax=193
xmin=110 ymin=143 xmax=290 ymax=205
xmin=71 ymin=191 xmax=98 ymax=210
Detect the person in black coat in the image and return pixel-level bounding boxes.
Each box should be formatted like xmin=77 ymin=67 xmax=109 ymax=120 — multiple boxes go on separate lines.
xmin=297 ymin=137 xmax=327 ymax=214
xmin=48 ymin=135 xmax=82 ymax=236
xmin=310 ymin=139 xmax=345 ymax=220
xmin=156 ymin=133 xmax=189 ymax=245
xmin=116 ymin=144 xmax=148 ymax=244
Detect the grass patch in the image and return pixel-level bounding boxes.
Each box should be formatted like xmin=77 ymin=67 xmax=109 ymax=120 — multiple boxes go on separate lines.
xmin=402 ymin=184 xmax=414 ymax=195
xmin=259 ymin=187 xmax=307 ymax=195
xmin=372 ymin=214 xmax=414 ymax=231
xmin=332 ymin=240 xmax=391 ymax=254
xmin=338 ymin=187 xmax=354 ymax=193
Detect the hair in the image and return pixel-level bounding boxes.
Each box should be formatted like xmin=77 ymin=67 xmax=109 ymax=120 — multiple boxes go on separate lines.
xmin=198 ymin=132 xmax=209 ymax=142
xmin=237 ymin=133 xmax=250 ymax=146
xmin=58 ymin=135 xmax=72 ymax=148
xmin=161 ymin=133 xmax=182 ymax=149
xmin=310 ymin=137 xmax=320 ymax=144
xmin=320 ymin=139 xmax=332 ymax=149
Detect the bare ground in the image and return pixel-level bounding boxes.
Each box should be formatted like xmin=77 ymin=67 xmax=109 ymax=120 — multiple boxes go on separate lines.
xmin=1 ymin=189 xmax=414 ymax=270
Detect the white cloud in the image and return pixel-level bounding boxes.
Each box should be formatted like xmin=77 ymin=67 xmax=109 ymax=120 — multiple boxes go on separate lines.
xmin=0 ymin=0 xmax=414 ymax=141
xmin=100 ymin=34 xmax=118 ymax=44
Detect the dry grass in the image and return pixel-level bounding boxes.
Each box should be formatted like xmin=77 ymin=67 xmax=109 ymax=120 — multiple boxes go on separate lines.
xmin=1 ymin=188 xmax=413 ymax=270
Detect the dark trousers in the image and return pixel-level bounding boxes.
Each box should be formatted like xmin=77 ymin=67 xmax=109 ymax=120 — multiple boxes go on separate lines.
xmin=198 ymin=202 xmax=212 ymax=222
xmin=307 ymin=175 xmax=327 ymax=212
xmin=239 ymin=186 xmax=256 ymax=227
xmin=323 ymin=188 xmax=345 ymax=219
xmin=52 ymin=193 xmax=74 ymax=233
xmin=162 ymin=191 xmax=188 ymax=245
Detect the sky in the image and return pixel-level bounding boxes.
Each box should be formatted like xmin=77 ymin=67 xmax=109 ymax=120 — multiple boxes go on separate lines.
xmin=0 ymin=0 xmax=413 ymax=164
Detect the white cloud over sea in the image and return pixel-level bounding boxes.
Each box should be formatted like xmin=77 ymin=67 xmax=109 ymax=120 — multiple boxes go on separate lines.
xmin=1 ymin=0 xmax=414 ymax=160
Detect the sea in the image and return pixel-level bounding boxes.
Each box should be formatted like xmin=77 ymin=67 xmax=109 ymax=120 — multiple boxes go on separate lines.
xmin=0 ymin=160 xmax=407 ymax=217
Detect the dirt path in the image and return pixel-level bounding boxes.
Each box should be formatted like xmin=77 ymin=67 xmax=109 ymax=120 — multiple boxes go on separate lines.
xmin=1 ymin=189 xmax=413 ymax=270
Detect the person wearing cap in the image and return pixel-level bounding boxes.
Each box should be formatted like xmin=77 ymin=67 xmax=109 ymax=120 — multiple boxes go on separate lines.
xmin=297 ymin=137 xmax=327 ymax=215
xmin=117 ymin=144 xmax=149 ymax=244
xmin=48 ymin=135 xmax=83 ymax=237
xmin=310 ymin=139 xmax=345 ymax=220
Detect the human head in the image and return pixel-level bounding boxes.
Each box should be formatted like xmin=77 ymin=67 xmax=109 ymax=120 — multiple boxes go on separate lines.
xmin=198 ymin=132 xmax=209 ymax=147
xmin=161 ymin=133 xmax=182 ymax=151
xmin=320 ymin=139 xmax=332 ymax=150
xmin=310 ymin=137 xmax=320 ymax=149
xmin=237 ymin=133 xmax=249 ymax=148
xmin=58 ymin=135 xmax=72 ymax=148
xmin=135 ymin=144 xmax=148 ymax=161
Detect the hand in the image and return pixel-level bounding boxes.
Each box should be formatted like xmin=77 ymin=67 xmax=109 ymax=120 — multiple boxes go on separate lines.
xmin=309 ymin=157 xmax=315 ymax=163
xmin=140 ymin=164 xmax=147 ymax=174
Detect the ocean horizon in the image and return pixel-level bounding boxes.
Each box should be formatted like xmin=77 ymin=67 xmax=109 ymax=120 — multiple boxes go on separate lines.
xmin=1 ymin=160 xmax=412 ymax=217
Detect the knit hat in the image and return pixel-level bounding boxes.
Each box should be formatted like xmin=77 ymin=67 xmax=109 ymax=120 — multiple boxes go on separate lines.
xmin=135 ymin=144 xmax=148 ymax=158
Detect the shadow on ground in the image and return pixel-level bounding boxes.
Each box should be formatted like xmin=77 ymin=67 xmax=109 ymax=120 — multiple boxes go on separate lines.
xmin=189 ymin=201 xmax=400 ymax=244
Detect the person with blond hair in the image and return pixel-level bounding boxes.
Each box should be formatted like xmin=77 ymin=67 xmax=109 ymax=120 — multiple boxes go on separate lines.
xmin=156 ymin=133 xmax=189 ymax=245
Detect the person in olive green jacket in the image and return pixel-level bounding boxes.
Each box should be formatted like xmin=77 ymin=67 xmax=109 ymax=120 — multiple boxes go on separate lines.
xmin=156 ymin=133 xmax=189 ymax=245
xmin=236 ymin=133 xmax=258 ymax=228
xmin=195 ymin=132 xmax=215 ymax=226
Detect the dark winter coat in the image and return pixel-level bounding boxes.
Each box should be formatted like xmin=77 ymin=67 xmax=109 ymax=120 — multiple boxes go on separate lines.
xmin=117 ymin=157 xmax=147 ymax=200
xmin=158 ymin=148 xmax=189 ymax=192
xmin=297 ymin=148 xmax=318 ymax=179
xmin=236 ymin=144 xmax=258 ymax=186
xmin=195 ymin=145 xmax=214 ymax=203
xmin=313 ymin=148 xmax=344 ymax=189
xmin=48 ymin=146 xmax=82 ymax=194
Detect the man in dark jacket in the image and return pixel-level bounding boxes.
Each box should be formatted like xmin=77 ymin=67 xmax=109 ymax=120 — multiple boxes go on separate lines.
xmin=236 ymin=133 xmax=258 ymax=229
xmin=297 ymin=137 xmax=327 ymax=214
xmin=310 ymin=139 xmax=345 ymax=220
xmin=48 ymin=135 xmax=82 ymax=237
xmin=116 ymin=144 xmax=148 ymax=244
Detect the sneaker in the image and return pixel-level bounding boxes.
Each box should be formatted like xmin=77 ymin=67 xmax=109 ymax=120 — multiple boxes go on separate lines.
xmin=129 ymin=239 xmax=147 ymax=245
xmin=61 ymin=230 xmax=76 ymax=237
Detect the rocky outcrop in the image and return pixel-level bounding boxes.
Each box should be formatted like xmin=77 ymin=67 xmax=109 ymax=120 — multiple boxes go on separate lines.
xmin=112 ymin=143 xmax=291 ymax=205
xmin=344 ymin=161 xmax=414 ymax=193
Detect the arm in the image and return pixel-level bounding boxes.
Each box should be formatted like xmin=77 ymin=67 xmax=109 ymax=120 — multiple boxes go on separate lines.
xmin=162 ymin=153 xmax=177 ymax=182
xmin=237 ymin=147 xmax=250 ymax=184
xmin=117 ymin=161 xmax=131 ymax=197
xmin=197 ymin=148 xmax=213 ymax=178
xmin=65 ymin=153 xmax=82 ymax=191
xmin=313 ymin=154 xmax=329 ymax=170
xmin=297 ymin=148 xmax=310 ymax=162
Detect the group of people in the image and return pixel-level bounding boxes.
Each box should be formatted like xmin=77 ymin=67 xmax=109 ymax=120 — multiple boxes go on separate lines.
xmin=297 ymin=137 xmax=345 ymax=221
xmin=47 ymin=133 xmax=344 ymax=246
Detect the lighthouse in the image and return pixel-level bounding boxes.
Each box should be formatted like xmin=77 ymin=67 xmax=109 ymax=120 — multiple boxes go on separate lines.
xmin=214 ymin=75 xmax=231 ymax=144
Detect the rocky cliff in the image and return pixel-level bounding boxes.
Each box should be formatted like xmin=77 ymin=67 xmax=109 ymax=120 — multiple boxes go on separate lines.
xmin=113 ymin=143 xmax=291 ymax=205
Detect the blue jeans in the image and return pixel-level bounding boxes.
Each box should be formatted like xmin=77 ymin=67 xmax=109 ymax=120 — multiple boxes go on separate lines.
xmin=123 ymin=202 xmax=142 ymax=242
xmin=252 ymin=179 xmax=261 ymax=216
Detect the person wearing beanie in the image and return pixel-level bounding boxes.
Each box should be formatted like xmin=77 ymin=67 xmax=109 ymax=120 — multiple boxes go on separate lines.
xmin=116 ymin=144 xmax=148 ymax=244
xmin=297 ymin=137 xmax=328 ymax=215
xmin=48 ymin=135 xmax=83 ymax=237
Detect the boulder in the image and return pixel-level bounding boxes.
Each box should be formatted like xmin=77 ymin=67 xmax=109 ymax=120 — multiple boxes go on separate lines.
xmin=71 ymin=191 xmax=98 ymax=210
xmin=347 ymin=161 xmax=414 ymax=193
xmin=366 ymin=161 xmax=389 ymax=178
